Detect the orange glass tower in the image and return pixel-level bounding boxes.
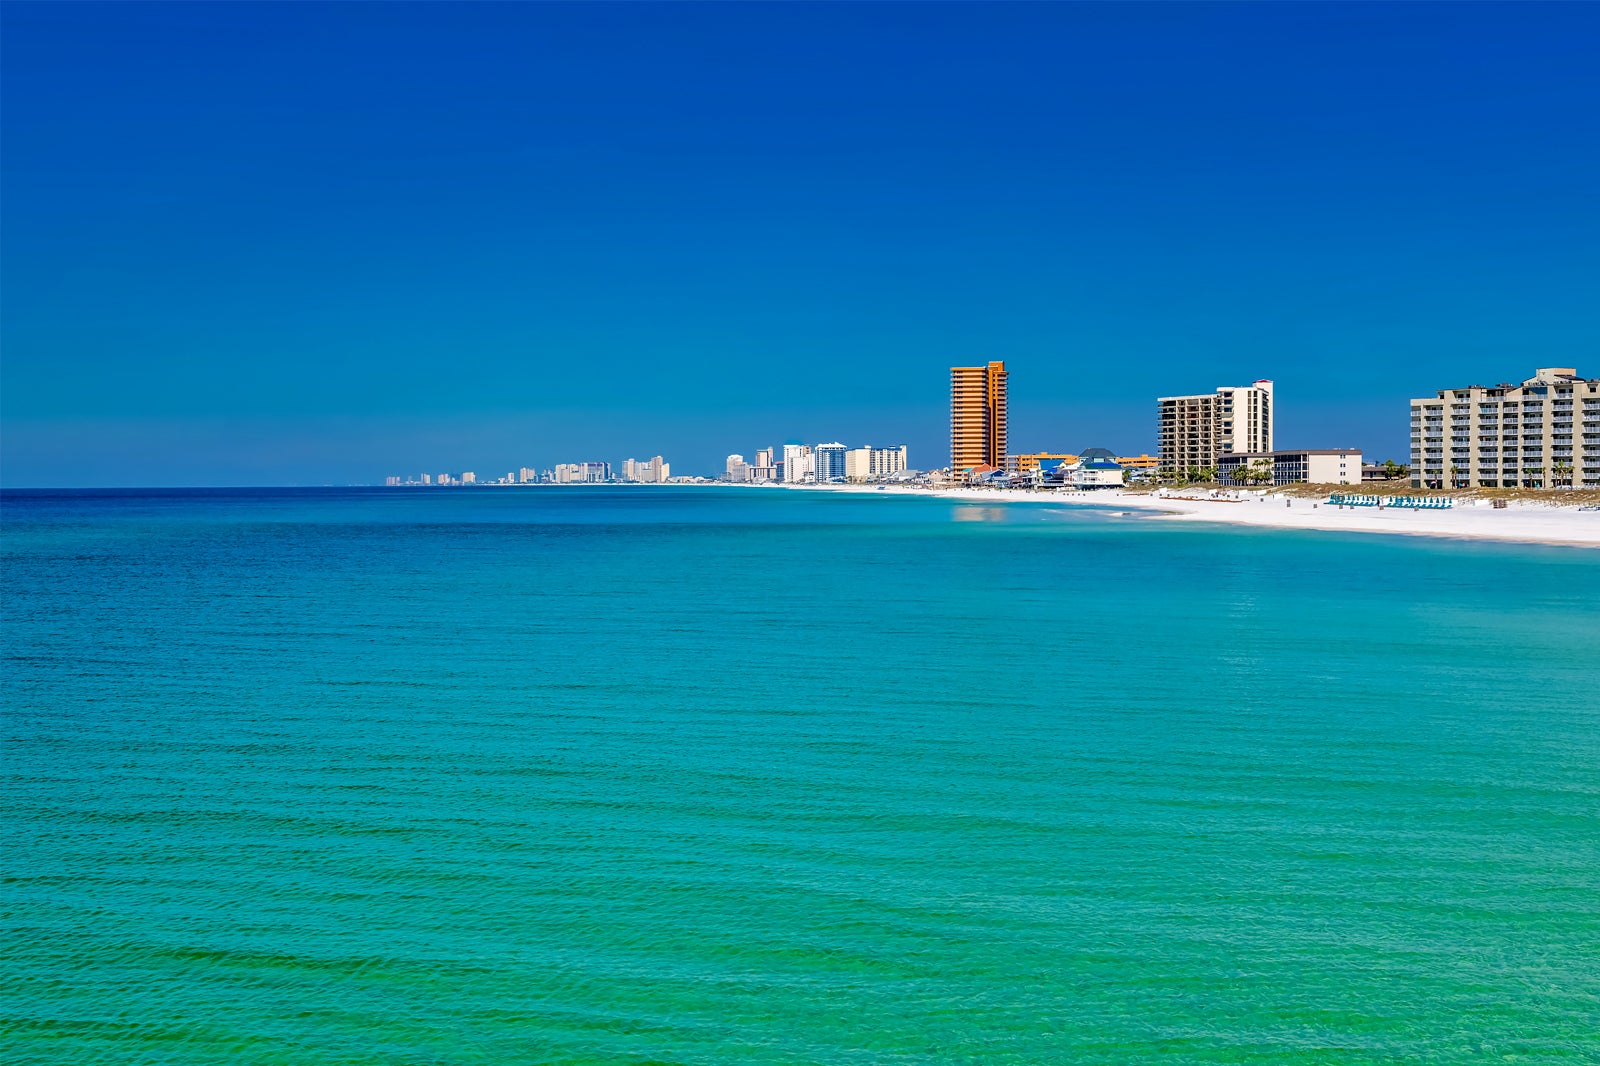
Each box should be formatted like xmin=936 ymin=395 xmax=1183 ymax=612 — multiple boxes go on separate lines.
xmin=950 ymin=361 xmax=1008 ymax=472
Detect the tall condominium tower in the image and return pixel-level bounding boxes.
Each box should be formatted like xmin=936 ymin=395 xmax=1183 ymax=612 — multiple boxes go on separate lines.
xmin=950 ymin=361 xmax=1008 ymax=472
xmin=1156 ymin=380 xmax=1273 ymax=472
xmin=1409 ymin=367 xmax=1599 ymax=489
xmin=813 ymin=443 xmax=848 ymax=483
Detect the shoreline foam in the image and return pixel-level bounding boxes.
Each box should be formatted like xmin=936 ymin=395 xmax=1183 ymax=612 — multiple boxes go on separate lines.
xmin=778 ymin=482 xmax=1600 ymax=548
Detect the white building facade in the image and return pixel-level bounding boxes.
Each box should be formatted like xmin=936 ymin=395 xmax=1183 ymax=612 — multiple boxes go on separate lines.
xmin=782 ymin=444 xmax=814 ymax=484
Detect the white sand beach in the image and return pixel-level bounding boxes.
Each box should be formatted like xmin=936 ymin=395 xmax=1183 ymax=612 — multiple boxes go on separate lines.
xmin=785 ymin=483 xmax=1600 ymax=548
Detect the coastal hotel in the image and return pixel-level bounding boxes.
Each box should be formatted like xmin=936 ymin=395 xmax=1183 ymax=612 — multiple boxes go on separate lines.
xmin=1156 ymin=379 xmax=1275 ymax=471
xmin=1410 ymin=367 xmax=1600 ymax=488
xmin=950 ymin=361 xmax=1009 ymax=472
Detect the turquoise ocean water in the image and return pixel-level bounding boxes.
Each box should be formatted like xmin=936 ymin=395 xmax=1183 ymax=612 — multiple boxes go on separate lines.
xmin=3 ymin=487 xmax=1598 ymax=1064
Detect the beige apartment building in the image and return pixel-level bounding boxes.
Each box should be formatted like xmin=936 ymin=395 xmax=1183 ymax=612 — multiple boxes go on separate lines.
xmin=1217 ymin=449 xmax=1361 ymax=486
xmin=845 ymin=445 xmax=909 ymax=481
xmin=951 ymin=361 xmax=1008 ymax=472
xmin=1410 ymin=367 xmax=1600 ymax=488
xmin=1157 ymin=380 xmax=1274 ymax=472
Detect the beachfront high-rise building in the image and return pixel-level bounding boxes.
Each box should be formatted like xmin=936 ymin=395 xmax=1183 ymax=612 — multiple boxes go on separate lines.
xmin=748 ymin=447 xmax=777 ymax=483
xmin=951 ymin=361 xmax=1008 ymax=473
xmin=1409 ymin=367 xmax=1600 ymax=489
xmin=782 ymin=443 xmax=813 ymax=484
xmin=814 ymin=443 xmax=848 ymax=483
xmin=553 ymin=462 xmax=611 ymax=484
xmin=844 ymin=445 xmax=910 ymax=481
xmin=1156 ymin=380 xmax=1274 ymax=473
xmin=622 ymin=457 xmax=669 ymax=483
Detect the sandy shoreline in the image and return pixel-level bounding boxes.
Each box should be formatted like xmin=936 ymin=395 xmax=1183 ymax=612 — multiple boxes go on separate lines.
xmin=775 ymin=482 xmax=1600 ymax=548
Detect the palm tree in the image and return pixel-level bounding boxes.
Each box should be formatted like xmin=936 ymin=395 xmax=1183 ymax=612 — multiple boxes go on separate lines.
xmin=1229 ymin=465 xmax=1250 ymax=486
xmin=1198 ymin=465 xmax=1218 ymax=484
xmin=1551 ymin=460 xmax=1572 ymax=489
xmin=1523 ymin=465 xmax=1543 ymax=489
xmin=1382 ymin=459 xmax=1399 ymax=480
xmin=1248 ymin=458 xmax=1274 ymax=486
xmin=1448 ymin=464 xmax=1463 ymax=489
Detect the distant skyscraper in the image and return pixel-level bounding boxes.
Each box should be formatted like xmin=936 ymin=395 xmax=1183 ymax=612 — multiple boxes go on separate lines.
xmin=813 ymin=443 xmax=847 ymax=483
xmin=1156 ymin=380 xmax=1274 ymax=472
xmin=950 ymin=361 xmax=1008 ymax=471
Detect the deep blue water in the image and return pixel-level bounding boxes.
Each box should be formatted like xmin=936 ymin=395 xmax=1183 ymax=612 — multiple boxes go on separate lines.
xmin=4 ymin=487 xmax=1598 ymax=1063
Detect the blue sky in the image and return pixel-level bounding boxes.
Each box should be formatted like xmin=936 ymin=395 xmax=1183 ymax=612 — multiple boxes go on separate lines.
xmin=4 ymin=2 xmax=1597 ymax=485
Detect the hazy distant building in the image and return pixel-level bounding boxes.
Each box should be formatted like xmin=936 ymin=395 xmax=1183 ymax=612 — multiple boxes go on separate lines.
xmin=519 ymin=467 xmax=536 ymax=484
xmin=1409 ymin=367 xmax=1600 ymax=488
xmin=461 ymin=472 xmax=476 ymax=485
xmin=782 ymin=443 xmax=813 ymax=484
xmin=620 ymin=457 xmax=668 ymax=483
xmin=726 ymin=454 xmax=750 ymax=482
xmin=554 ymin=462 xmax=610 ymax=484
xmin=421 ymin=474 xmax=431 ymax=485
xmin=747 ymin=447 xmax=776 ymax=483
xmin=951 ymin=361 xmax=1008 ymax=473
xmin=1157 ymin=379 xmax=1274 ymax=472
xmin=845 ymin=445 xmax=910 ymax=481
xmin=814 ymin=443 xmax=847 ymax=483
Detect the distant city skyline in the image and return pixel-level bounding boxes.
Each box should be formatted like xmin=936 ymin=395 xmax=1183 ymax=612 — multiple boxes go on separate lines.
xmin=4 ymin=3 xmax=1598 ymax=486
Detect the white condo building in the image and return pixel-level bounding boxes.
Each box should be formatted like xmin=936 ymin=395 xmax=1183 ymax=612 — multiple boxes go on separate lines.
xmin=1410 ymin=367 xmax=1600 ymax=488
xmin=1157 ymin=380 xmax=1274 ymax=472
xmin=782 ymin=444 xmax=814 ymax=484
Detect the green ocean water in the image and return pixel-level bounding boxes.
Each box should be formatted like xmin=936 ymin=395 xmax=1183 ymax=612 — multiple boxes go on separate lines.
xmin=3 ymin=487 xmax=1598 ymax=1064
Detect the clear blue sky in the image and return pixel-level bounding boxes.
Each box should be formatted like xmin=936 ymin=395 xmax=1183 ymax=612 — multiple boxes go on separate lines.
xmin=4 ymin=2 xmax=1597 ymax=485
